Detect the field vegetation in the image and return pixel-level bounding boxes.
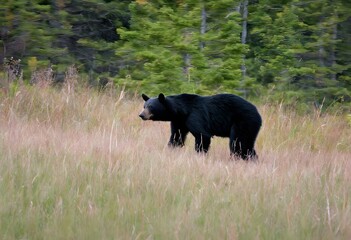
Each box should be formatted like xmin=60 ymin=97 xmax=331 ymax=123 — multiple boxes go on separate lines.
xmin=0 ymin=82 xmax=350 ymax=239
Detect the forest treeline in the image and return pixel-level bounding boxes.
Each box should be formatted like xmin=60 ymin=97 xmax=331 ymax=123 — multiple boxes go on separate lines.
xmin=1 ymin=0 xmax=351 ymax=107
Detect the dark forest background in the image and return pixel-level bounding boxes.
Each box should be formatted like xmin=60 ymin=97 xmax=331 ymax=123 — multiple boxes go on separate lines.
xmin=1 ymin=0 xmax=351 ymax=108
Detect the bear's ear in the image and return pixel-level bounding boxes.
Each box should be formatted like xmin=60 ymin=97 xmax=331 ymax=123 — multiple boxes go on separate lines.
xmin=142 ymin=94 xmax=149 ymax=101
xmin=158 ymin=93 xmax=166 ymax=103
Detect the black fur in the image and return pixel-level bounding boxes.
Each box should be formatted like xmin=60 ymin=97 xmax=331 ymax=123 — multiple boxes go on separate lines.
xmin=139 ymin=93 xmax=262 ymax=160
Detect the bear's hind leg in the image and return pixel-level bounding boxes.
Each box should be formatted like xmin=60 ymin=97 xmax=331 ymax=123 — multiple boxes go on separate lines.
xmin=241 ymin=147 xmax=257 ymax=160
xmin=229 ymin=125 xmax=257 ymax=160
xmin=229 ymin=126 xmax=240 ymax=159
xmin=230 ymin=139 xmax=256 ymax=160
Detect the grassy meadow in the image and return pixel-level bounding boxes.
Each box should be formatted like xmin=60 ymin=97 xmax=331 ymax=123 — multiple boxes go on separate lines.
xmin=0 ymin=84 xmax=350 ymax=239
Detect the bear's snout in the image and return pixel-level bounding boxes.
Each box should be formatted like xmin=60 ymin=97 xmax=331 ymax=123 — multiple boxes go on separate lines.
xmin=139 ymin=109 xmax=153 ymax=120
xmin=139 ymin=113 xmax=147 ymax=120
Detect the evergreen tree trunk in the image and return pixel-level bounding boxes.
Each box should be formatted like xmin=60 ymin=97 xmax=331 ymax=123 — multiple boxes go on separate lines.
xmin=317 ymin=20 xmax=325 ymax=87
xmin=183 ymin=53 xmax=191 ymax=82
xmin=240 ymin=0 xmax=248 ymax=83
xmin=200 ymin=5 xmax=206 ymax=50
xmin=236 ymin=0 xmax=248 ymax=96
xmin=330 ymin=11 xmax=338 ymax=82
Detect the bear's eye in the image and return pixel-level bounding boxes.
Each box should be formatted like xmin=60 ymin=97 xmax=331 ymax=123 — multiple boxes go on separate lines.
xmin=144 ymin=103 xmax=152 ymax=111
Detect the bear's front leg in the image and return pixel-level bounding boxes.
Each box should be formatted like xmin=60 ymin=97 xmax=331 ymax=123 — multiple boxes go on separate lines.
xmin=168 ymin=122 xmax=189 ymax=148
xmin=194 ymin=134 xmax=211 ymax=153
xmin=168 ymin=131 xmax=183 ymax=147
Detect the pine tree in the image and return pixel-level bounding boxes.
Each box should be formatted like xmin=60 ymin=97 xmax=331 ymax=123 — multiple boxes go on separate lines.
xmin=286 ymin=0 xmax=350 ymax=103
xmin=249 ymin=1 xmax=302 ymax=86
xmin=199 ymin=0 xmax=244 ymax=93
xmin=116 ymin=1 xmax=201 ymax=94
xmin=116 ymin=0 xmax=254 ymax=95
xmin=65 ymin=0 xmax=131 ymax=84
xmin=0 ymin=0 xmax=69 ymax=77
xmin=245 ymin=0 xmax=351 ymax=104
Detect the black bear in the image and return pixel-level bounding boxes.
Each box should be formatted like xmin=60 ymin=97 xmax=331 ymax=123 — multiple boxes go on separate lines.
xmin=139 ymin=93 xmax=262 ymax=160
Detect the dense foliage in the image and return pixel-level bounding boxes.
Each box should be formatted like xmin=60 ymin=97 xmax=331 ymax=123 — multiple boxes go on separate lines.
xmin=1 ymin=0 xmax=351 ymax=106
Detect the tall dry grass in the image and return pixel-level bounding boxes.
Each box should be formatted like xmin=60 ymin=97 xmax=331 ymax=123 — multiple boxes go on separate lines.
xmin=0 ymin=84 xmax=350 ymax=239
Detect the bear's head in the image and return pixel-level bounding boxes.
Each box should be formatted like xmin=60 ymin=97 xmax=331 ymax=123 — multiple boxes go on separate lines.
xmin=139 ymin=93 xmax=170 ymax=121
